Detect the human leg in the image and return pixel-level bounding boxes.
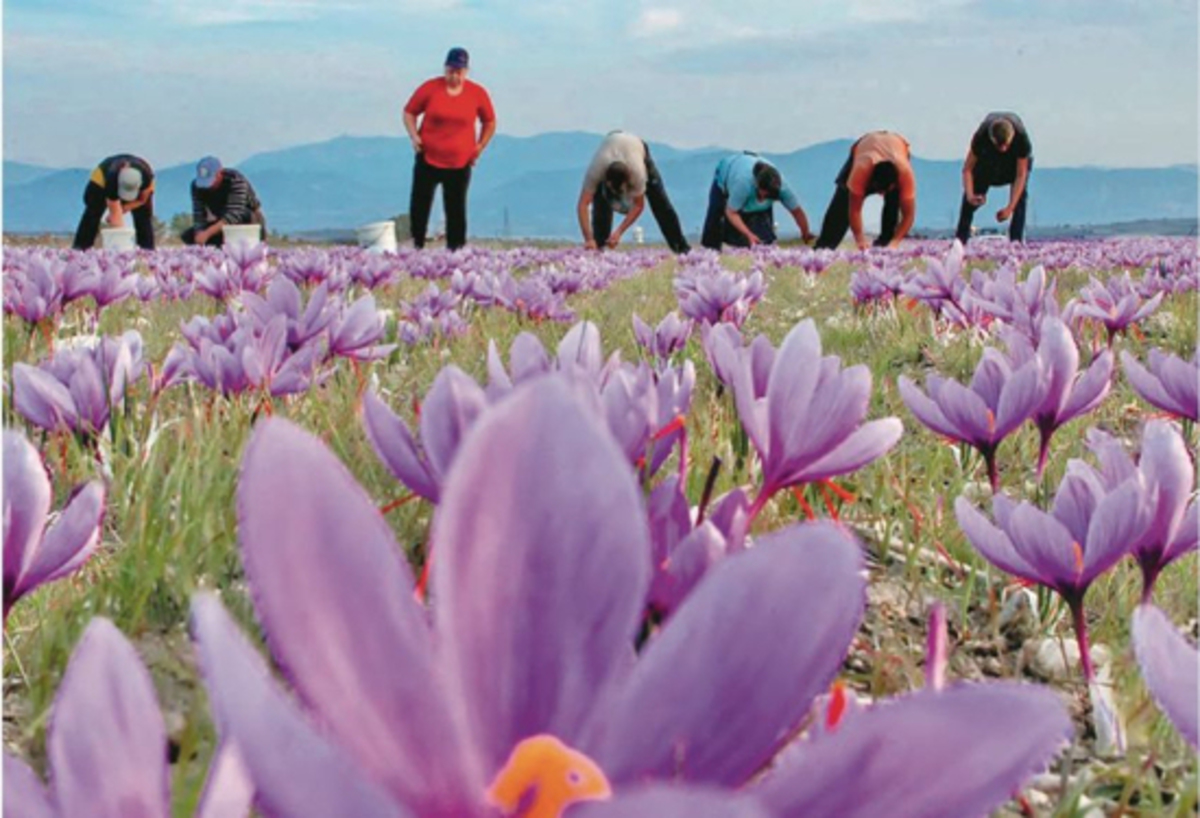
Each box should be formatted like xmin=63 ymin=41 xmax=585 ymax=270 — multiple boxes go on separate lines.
xmin=71 ymin=182 xmax=107 ymax=250
xmin=442 ymin=165 xmax=472 ymax=250
xmin=409 ymin=155 xmax=438 ymax=249
xmin=700 ymin=180 xmax=728 ymax=250
xmin=591 ymin=183 xmax=614 ymax=247
xmin=815 ymin=185 xmax=851 ymax=249
xmin=874 ymin=188 xmax=899 ymax=247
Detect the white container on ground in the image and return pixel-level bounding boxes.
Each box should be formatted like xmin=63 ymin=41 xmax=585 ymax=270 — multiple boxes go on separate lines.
xmin=222 ymin=223 xmax=262 ymax=248
xmin=356 ymin=220 xmax=397 ymax=253
xmin=100 ymin=226 xmax=136 ymax=250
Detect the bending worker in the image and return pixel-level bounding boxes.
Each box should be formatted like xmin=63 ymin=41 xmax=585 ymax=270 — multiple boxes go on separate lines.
xmin=955 ymin=112 xmax=1033 ymax=244
xmin=72 ymin=154 xmax=156 ymax=251
xmin=578 ymin=130 xmax=690 ymax=253
xmin=701 ymin=152 xmax=814 ymax=250
xmin=182 ymin=156 xmax=266 ymax=246
xmin=815 ymin=131 xmax=916 ymax=250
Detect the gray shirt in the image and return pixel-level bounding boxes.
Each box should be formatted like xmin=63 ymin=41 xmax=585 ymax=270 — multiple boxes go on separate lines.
xmin=581 ymin=131 xmax=648 ymax=214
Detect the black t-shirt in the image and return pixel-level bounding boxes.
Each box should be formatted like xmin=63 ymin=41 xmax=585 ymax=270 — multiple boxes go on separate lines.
xmin=971 ymin=113 xmax=1033 ymax=163
xmin=191 ymin=168 xmax=261 ymax=225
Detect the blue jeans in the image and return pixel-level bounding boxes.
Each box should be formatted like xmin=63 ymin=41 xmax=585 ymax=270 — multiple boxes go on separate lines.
xmin=700 ymin=181 xmax=776 ymax=250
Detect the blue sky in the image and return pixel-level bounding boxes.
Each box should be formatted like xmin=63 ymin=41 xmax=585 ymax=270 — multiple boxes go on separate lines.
xmin=3 ymin=0 xmax=1196 ymax=169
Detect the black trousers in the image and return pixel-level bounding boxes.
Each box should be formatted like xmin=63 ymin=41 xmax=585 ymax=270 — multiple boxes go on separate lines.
xmin=700 ymin=181 xmax=776 ymax=250
xmin=591 ymin=143 xmax=691 ymax=253
xmin=72 ymin=182 xmax=155 ymax=250
xmin=955 ymin=159 xmax=1033 ymax=243
xmin=815 ymin=151 xmax=898 ymax=249
xmin=410 ymin=155 xmax=471 ymax=250
xmin=181 ymin=208 xmax=268 ymax=246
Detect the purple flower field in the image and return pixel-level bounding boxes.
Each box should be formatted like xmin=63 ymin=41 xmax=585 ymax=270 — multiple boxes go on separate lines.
xmin=2 ymin=236 xmax=1197 ymax=816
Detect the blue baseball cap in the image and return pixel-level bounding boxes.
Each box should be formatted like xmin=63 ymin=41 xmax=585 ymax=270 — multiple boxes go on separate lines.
xmin=445 ymin=47 xmax=469 ymax=69
xmin=195 ymin=156 xmax=223 ymax=189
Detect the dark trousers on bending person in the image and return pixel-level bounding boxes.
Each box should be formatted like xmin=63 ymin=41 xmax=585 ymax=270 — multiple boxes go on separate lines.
xmin=181 ymin=208 xmax=268 ymax=246
xmin=955 ymin=159 xmax=1032 ymax=244
xmin=591 ymin=143 xmax=691 ymax=253
xmin=72 ymin=182 xmax=156 ymax=250
xmin=814 ymin=151 xmax=898 ymax=250
xmin=699 ymin=181 xmax=776 ymax=250
xmin=410 ymin=154 xmax=471 ymax=251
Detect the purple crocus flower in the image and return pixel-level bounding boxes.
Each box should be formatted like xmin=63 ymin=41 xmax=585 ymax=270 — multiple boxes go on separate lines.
xmin=632 ymin=312 xmax=692 ymax=364
xmin=901 ymin=240 xmax=972 ymax=324
xmin=12 ymin=331 xmax=145 ymax=438
xmin=3 ymin=618 xmax=252 ymax=817
xmin=1067 ymin=272 xmax=1164 ymax=347
xmin=1086 ymin=423 xmax=1197 ymax=600
xmin=1121 ymin=348 xmax=1199 ymax=423
xmin=328 ymin=293 xmax=397 ymax=362
xmin=1131 ymin=604 xmax=1198 ymax=748
xmin=192 ymin=379 xmax=1067 ymax=818
xmin=241 ymin=277 xmax=336 ymax=350
xmin=674 ymin=255 xmax=766 ymax=327
xmin=361 ymin=366 xmax=488 ymax=504
xmin=701 ymin=322 xmax=775 ymax=396
xmin=899 ymin=347 xmax=1047 ymax=491
xmin=4 ymin=251 xmax=66 ymax=326
xmin=734 ymin=320 xmax=903 ymax=518
xmin=965 ymin=261 xmax=1059 ymax=344
xmin=955 ymin=460 xmax=1151 ymax=682
xmin=3 ymin=430 xmax=105 ymax=622
xmin=1005 ymin=317 xmax=1113 ymax=475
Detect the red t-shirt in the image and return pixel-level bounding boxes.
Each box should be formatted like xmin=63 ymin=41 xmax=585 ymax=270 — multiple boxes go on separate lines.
xmin=404 ymin=78 xmax=496 ymax=169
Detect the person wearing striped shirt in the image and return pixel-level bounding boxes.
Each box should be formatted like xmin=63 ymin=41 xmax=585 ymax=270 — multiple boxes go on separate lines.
xmin=182 ymin=156 xmax=266 ymax=246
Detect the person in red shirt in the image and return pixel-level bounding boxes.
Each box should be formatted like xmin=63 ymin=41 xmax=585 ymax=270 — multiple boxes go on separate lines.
xmin=403 ymin=47 xmax=496 ymax=250
xmin=815 ymin=131 xmax=917 ymax=251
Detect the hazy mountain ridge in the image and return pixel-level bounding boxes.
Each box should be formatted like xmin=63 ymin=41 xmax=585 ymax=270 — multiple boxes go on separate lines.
xmin=5 ymin=133 xmax=1196 ymax=239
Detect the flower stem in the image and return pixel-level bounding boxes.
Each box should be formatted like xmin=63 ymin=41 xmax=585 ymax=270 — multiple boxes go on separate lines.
xmin=1068 ymin=597 xmax=1095 ymax=685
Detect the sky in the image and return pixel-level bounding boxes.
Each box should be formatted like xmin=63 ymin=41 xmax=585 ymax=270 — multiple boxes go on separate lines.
xmin=3 ymin=0 xmax=1197 ymax=170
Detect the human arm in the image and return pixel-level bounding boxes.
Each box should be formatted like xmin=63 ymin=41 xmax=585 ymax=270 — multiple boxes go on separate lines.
xmin=788 ymin=205 xmax=814 ymax=243
xmin=578 ymin=190 xmax=598 ymax=249
xmin=607 ymin=195 xmax=645 ymax=248
xmin=473 ymin=118 xmax=496 ymax=164
xmin=403 ymin=111 xmax=422 ymax=153
xmin=962 ymin=150 xmax=984 ymax=206
xmin=998 ymin=157 xmax=1030 ymax=222
xmin=888 ymin=195 xmax=917 ymax=247
xmin=104 ymin=199 xmax=125 ymax=228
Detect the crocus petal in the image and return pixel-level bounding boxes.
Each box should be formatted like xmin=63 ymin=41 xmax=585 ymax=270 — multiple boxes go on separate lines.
xmin=652 ymin=522 xmax=728 ymax=614
xmin=798 ymin=418 xmax=903 ymax=484
xmin=1057 ymin=351 xmax=1112 ymax=424
xmin=993 ymin=359 xmax=1045 ymax=439
xmin=1036 ymin=318 xmax=1079 ymax=419
xmin=572 ymin=786 xmax=771 ymax=818
xmin=1132 ymin=604 xmax=1199 ymax=748
xmin=190 ymin=595 xmax=412 ymax=818
xmin=510 ymin=332 xmax=551 ymax=383
xmin=1156 ymin=353 xmax=1199 ymax=422
xmin=558 ymin=321 xmax=604 ymax=375
xmin=434 ymin=376 xmax=651 ymax=777
xmin=418 ymin=365 xmax=488 ymax=482
xmin=12 ymin=363 xmax=76 ymax=431
xmin=48 ymin=619 xmax=171 ymax=818
xmin=195 ymin=741 xmax=254 ymax=818
xmin=1121 ymin=351 xmax=1175 ymax=412
xmin=898 ymin=377 xmax=961 ymax=440
xmin=1138 ymin=420 xmax=1193 ymax=553
xmin=361 ymin=391 xmax=440 ymax=503
xmin=2 ymin=431 xmax=52 ymax=604
xmin=586 ymin=522 xmax=864 ymax=788
xmin=238 ymin=418 xmax=477 ymax=811
xmin=20 ymin=480 xmax=105 ymax=590
xmin=764 ymin=321 xmax=822 ymax=470
xmin=1081 ymin=475 xmax=1148 ymax=580
xmin=1005 ymin=503 xmax=1080 ymax=592
xmin=954 ymin=497 xmax=1039 ymax=582
xmin=755 ymin=683 xmax=1071 ymax=818
xmin=933 ymin=378 xmax=992 ymax=446
xmin=3 ymin=753 xmax=55 ymax=818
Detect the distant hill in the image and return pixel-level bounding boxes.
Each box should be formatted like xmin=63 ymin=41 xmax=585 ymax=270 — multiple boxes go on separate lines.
xmin=4 ymin=133 xmax=1197 ymax=240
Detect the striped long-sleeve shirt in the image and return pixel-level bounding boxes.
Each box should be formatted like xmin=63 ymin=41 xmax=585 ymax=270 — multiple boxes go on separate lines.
xmin=191 ymin=168 xmax=261 ymax=226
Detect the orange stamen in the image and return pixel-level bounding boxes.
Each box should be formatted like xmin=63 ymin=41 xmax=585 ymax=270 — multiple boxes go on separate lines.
xmin=414 ymin=552 xmax=432 ymax=602
xmin=1071 ymin=541 xmax=1085 ymax=576
xmin=825 ymin=680 xmax=849 ymax=732
xmin=985 ymin=409 xmax=996 ymax=436
xmin=380 ymin=494 xmax=419 ymax=515
xmin=817 ymin=482 xmax=840 ymax=520
xmin=652 ymin=414 xmax=687 ymax=442
xmin=487 ymin=735 xmax=612 ymax=818
xmin=822 ymin=479 xmax=857 ymax=504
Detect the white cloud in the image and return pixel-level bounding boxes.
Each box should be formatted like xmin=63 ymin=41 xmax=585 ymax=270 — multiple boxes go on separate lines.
xmin=631 ymin=7 xmax=683 ymax=37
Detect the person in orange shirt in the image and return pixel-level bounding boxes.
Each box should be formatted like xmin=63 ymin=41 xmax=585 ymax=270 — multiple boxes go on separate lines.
xmin=403 ymin=47 xmax=496 ymax=251
xmin=815 ymin=132 xmax=917 ymax=250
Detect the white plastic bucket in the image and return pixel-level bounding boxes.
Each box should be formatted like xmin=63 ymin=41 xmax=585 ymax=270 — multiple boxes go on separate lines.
xmin=223 ymin=223 xmax=262 ymax=248
xmin=356 ymin=220 xmax=397 ymax=253
xmin=100 ymin=226 xmax=136 ymax=250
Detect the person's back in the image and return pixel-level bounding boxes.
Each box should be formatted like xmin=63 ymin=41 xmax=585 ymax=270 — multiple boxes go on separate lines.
xmin=971 ymin=113 xmax=1033 ymax=170
xmin=193 ymin=168 xmax=260 ymax=224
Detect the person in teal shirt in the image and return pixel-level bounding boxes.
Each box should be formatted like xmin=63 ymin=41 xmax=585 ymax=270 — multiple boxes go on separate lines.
xmin=701 ymin=152 xmax=814 ymax=250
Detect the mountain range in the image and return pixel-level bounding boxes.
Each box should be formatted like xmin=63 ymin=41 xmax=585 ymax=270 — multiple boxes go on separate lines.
xmin=4 ymin=132 xmax=1197 ymax=240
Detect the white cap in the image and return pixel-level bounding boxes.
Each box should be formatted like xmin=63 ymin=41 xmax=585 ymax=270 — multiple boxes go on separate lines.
xmin=117 ymin=166 xmax=143 ymax=202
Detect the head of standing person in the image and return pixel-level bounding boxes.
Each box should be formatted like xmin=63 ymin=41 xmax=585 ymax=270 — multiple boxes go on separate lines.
xmin=444 ymin=47 xmax=469 ymax=91
xmin=989 ymin=118 xmax=1016 ymax=154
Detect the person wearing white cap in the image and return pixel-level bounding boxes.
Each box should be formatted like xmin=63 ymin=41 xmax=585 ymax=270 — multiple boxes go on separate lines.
xmin=71 ymin=154 xmax=156 ymax=250
xmin=182 ymin=155 xmax=267 ymax=246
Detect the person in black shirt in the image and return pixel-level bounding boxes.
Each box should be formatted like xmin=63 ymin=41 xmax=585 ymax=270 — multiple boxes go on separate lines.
xmin=182 ymin=156 xmax=267 ymax=246
xmin=72 ymin=154 xmax=156 ymax=250
xmin=955 ymin=113 xmax=1033 ymax=243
